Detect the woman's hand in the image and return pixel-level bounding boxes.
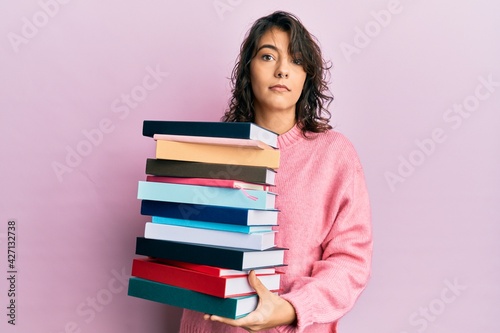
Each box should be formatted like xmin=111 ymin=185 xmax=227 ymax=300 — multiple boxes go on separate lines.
xmin=204 ymin=270 xmax=296 ymax=332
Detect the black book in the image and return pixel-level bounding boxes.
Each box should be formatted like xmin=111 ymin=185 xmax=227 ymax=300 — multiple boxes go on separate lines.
xmin=135 ymin=237 xmax=286 ymax=271
xmin=145 ymin=159 xmax=276 ymax=185
xmin=143 ymin=121 xmax=278 ymax=148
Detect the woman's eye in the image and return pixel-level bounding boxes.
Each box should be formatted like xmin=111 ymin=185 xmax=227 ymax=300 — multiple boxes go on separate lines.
xmin=262 ymin=54 xmax=274 ymax=61
xmin=293 ymin=58 xmax=303 ymax=65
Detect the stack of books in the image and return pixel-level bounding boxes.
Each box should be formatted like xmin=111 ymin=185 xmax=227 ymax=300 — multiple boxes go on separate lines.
xmin=127 ymin=120 xmax=287 ymax=319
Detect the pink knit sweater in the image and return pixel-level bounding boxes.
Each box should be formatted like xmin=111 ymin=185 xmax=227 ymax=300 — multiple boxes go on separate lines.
xmin=179 ymin=125 xmax=373 ymax=333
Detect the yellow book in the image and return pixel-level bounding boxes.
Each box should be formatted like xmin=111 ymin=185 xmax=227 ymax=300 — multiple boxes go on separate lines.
xmin=155 ymin=140 xmax=280 ymax=169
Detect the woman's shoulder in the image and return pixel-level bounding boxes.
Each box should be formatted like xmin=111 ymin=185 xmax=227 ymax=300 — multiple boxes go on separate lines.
xmin=312 ymin=129 xmax=364 ymax=168
xmin=280 ymin=126 xmax=359 ymax=157
xmin=311 ymin=128 xmax=357 ymax=151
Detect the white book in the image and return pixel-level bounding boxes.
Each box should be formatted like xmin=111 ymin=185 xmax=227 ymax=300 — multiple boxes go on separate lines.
xmin=144 ymin=222 xmax=276 ymax=251
xmin=224 ymin=274 xmax=281 ymax=297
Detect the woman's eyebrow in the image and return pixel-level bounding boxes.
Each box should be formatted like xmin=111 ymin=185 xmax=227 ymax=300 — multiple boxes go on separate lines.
xmin=256 ymin=44 xmax=279 ymax=53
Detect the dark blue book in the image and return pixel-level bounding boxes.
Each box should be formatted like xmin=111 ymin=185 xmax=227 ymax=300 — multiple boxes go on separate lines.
xmin=141 ymin=200 xmax=279 ymax=226
xmin=142 ymin=121 xmax=278 ymax=148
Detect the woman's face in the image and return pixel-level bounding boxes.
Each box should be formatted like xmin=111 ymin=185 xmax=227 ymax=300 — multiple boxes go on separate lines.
xmin=250 ymin=28 xmax=307 ymax=119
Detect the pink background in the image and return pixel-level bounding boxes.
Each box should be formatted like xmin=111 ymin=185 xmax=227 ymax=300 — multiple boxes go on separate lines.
xmin=1 ymin=1 xmax=499 ymax=332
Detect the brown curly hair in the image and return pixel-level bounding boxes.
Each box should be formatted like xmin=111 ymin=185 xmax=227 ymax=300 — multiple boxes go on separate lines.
xmin=221 ymin=11 xmax=333 ymax=136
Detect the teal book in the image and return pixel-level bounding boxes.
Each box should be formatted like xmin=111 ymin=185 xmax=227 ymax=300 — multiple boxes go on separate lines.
xmin=151 ymin=216 xmax=274 ymax=234
xmin=137 ymin=181 xmax=277 ymax=210
xmin=128 ymin=277 xmax=258 ymax=319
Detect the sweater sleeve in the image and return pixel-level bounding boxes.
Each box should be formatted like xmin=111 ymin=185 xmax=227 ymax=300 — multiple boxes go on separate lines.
xmin=277 ymin=161 xmax=373 ymax=332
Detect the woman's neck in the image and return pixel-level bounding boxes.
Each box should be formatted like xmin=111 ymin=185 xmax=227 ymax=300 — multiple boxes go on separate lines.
xmin=254 ymin=112 xmax=296 ymax=135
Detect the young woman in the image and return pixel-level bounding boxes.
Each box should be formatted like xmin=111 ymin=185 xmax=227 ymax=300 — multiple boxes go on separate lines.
xmin=179 ymin=11 xmax=372 ymax=333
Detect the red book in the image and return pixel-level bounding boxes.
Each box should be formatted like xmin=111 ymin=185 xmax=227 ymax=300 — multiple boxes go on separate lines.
xmin=131 ymin=258 xmax=281 ymax=298
xmin=156 ymin=258 xmax=276 ymax=277
xmin=146 ymin=175 xmax=271 ymax=191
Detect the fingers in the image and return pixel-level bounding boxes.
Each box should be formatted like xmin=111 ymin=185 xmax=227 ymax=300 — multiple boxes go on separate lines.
xmin=248 ymin=270 xmax=268 ymax=296
xmin=204 ymin=314 xmax=235 ymax=326
xmin=206 ymin=314 xmax=242 ymax=327
xmin=203 ymin=272 xmax=271 ymax=330
xmin=207 ymin=313 xmax=260 ymax=333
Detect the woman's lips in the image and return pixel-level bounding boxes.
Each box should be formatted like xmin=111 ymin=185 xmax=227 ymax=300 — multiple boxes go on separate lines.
xmin=269 ymin=84 xmax=290 ymax=92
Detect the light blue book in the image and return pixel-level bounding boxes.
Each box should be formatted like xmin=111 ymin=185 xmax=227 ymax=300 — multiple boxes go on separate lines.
xmin=151 ymin=216 xmax=274 ymax=234
xmin=137 ymin=181 xmax=277 ymax=210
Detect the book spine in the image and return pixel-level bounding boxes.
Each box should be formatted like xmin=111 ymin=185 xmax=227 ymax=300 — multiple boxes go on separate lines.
xmin=153 ymin=134 xmax=274 ymax=150
xmin=141 ymin=200 xmax=279 ymax=226
xmin=145 ymin=175 xmax=269 ymax=191
xmin=135 ymin=237 xmax=286 ymax=270
xmin=131 ymin=259 xmax=280 ymax=298
xmin=143 ymin=121 xmax=278 ymax=148
xmin=144 ymin=121 xmax=253 ymax=138
xmin=135 ymin=237 xmax=247 ymax=270
xmin=155 ymin=140 xmax=280 ymax=169
xmin=145 ymin=159 xmax=276 ymax=185
xmin=131 ymin=259 xmax=228 ymax=297
xmin=137 ymin=181 xmax=276 ymax=210
xmin=151 ymin=216 xmax=273 ymax=234
xmin=154 ymin=258 xmax=276 ymax=277
xmin=141 ymin=200 xmax=249 ymax=225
